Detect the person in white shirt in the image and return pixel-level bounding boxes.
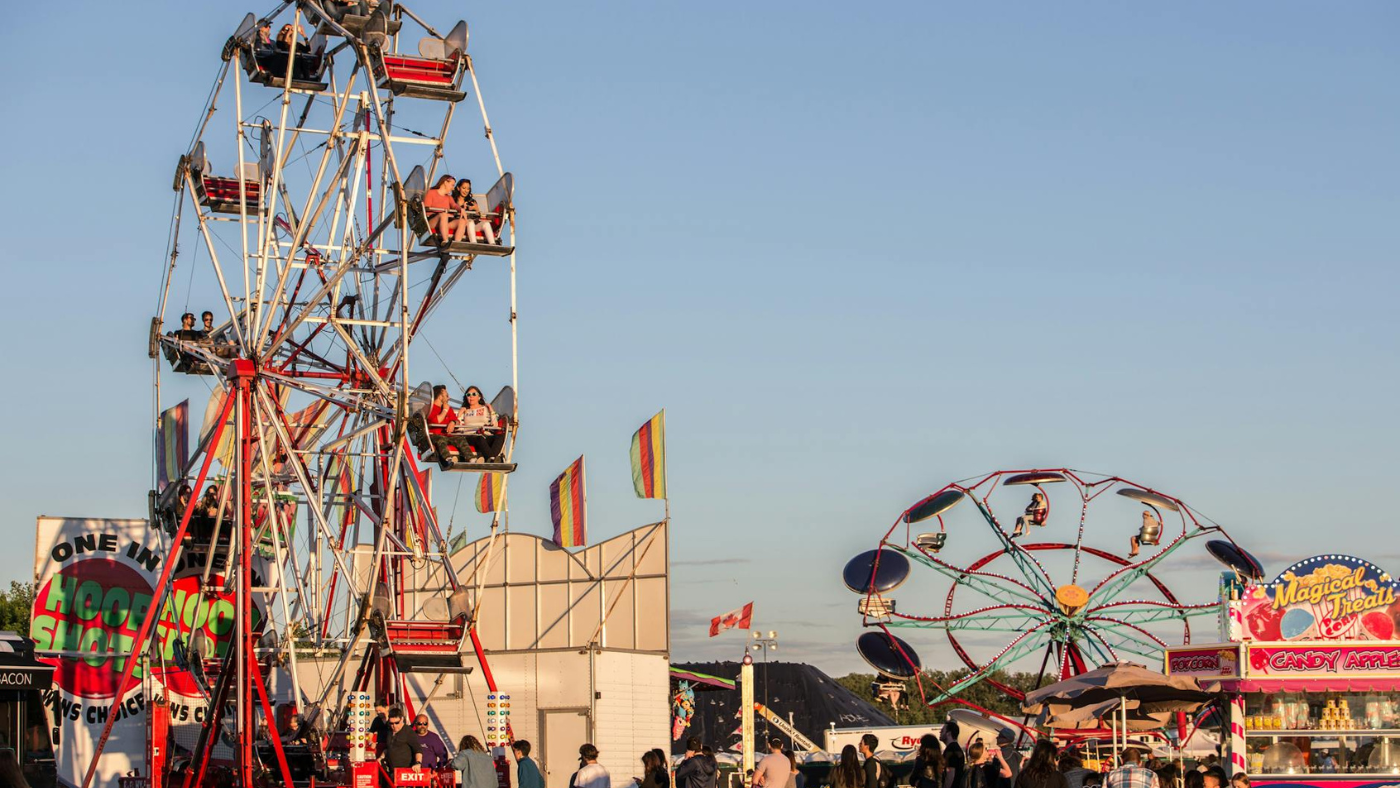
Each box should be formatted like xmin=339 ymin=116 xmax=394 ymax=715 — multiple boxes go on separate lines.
xmin=575 ymin=743 xmax=611 ymax=788
xmin=456 ymin=385 xmax=504 ymax=462
xmin=753 ymin=738 xmax=792 ymax=788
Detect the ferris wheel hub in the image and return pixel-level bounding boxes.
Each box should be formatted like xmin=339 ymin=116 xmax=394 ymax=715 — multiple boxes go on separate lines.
xmin=1055 ymin=583 xmax=1090 ymax=615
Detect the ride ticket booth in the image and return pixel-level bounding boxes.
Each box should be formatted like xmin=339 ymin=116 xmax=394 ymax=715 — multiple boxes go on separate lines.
xmin=0 ymin=632 xmax=57 ymax=788
xmin=1166 ymin=554 xmax=1400 ymax=788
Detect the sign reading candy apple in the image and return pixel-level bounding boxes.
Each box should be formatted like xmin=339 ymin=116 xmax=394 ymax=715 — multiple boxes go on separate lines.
xmin=1238 ymin=555 xmax=1399 ymax=642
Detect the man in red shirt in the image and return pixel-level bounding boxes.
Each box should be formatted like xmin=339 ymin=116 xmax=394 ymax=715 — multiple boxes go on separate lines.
xmin=426 ymin=385 xmax=474 ymax=469
xmin=424 ymin=175 xmax=466 ymax=244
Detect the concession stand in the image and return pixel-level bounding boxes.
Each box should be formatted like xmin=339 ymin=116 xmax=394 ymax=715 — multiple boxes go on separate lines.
xmin=1166 ymin=554 xmax=1400 ymax=788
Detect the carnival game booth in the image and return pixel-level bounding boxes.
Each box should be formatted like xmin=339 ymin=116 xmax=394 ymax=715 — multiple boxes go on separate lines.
xmin=1165 ymin=554 xmax=1400 ymax=787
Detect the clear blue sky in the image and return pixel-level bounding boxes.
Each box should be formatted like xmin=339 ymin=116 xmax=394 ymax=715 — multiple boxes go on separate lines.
xmin=1 ymin=2 xmax=1397 ymax=677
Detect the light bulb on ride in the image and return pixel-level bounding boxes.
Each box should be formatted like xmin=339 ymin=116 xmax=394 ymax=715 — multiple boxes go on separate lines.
xmin=768 ymin=631 xmax=776 ymax=639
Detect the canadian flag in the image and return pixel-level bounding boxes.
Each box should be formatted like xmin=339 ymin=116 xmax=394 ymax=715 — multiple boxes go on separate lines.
xmin=709 ymin=602 xmax=754 ymax=637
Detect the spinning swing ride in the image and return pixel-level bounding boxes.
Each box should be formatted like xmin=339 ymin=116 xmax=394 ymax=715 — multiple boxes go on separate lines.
xmin=104 ymin=1 xmax=521 ymax=786
xmin=844 ymin=468 xmax=1267 ymax=714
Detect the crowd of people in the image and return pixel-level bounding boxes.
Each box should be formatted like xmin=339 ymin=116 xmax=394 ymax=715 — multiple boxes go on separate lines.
xmin=261 ymin=702 xmax=1256 ymax=788
xmin=824 ymin=723 xmax=1250 ymax=788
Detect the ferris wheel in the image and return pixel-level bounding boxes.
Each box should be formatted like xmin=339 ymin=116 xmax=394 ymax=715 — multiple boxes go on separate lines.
xmin=89 ymin=3 xmax=520 ymax=786
xmin=843 ymin=468 xmax=1266 ymax=713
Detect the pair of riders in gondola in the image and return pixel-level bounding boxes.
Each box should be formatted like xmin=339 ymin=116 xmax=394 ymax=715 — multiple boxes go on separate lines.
xmin=422 ymin=384 xmax=504 ymax=469
xmin=164 ymin=311 xmax=215 ymax=371
xmin=252 ymin=20 xmax=321 ymax=82
xmin=423 ymin=175 xmax=498 ymax=247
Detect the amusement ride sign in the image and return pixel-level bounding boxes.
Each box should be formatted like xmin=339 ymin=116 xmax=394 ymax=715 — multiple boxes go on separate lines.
xmin=30 ymin=517 xmax=267 ymax=785
xmin=1166 ymin=554 xmax=1400 ymax=683
xmin=1239 ymin=554 xmax=1399 ymax=642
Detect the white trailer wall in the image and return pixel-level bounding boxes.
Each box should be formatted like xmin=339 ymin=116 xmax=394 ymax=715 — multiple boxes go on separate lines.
xmin=301 ymin=522 xmax=670 ymax=788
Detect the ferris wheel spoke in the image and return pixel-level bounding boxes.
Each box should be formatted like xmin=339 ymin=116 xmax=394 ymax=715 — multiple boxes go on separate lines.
xmin=1085 ymin=536 xmax=1194 ymax=610
xmin=970 ymin=499 xmax=1058 ymax=600
xmin=252 ymin=387 xmax=368 ymax=606
xmin=1090 ymin=601 xmax=1221 ymax=625
xmin=897 ymin=548 xmax=1049 ymax=609
xmin=890 ymin=607 xmax=1051 ymax=633
xmin=1082 ymin=620 xmax=1166 ymax=661
xmin=925 ymin=626 xmax=1054 ymax=706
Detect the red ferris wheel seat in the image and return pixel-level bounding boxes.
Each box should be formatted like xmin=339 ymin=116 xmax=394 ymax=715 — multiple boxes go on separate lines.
xmin=369 ymin=22 xmax=471 ymax=103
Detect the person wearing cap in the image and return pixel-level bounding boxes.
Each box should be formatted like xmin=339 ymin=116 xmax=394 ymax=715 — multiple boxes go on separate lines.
xmin=753 ymin=737 xmax=792 ymax=788
xmin=575 ymin=743 xmax=611 ymax=788
xmin=1105 ymin=745 xmax=1158 ymax=788
xmin=412 ymin=714 xmax=448 ymax=770
xmin=996 ymin=730 xmax=1023 ymax=788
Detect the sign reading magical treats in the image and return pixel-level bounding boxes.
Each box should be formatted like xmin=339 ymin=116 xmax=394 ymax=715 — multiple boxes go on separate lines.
xmin=1240 ymin=555 xmax=1400 ymax=642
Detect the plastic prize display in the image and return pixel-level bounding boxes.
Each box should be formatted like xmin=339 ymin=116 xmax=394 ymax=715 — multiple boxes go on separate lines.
xmin=485 ymin=692 xmax=511 ymax=746
xmin=1166 ymin=554 xmax=1400 ymax=787
xmin=845 ymin=468 xmax=1258 ymax=707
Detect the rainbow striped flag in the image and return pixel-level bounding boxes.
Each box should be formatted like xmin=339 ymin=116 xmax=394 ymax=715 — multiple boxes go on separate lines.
xmin=630 ymin=409 xmax=667 ymax=500
xmin=156 ymin=399 xmax=189 ymax=492
xmin=550 ymin=456 xmax=587 ymax=548
xmin=476 ymin=473 xmax=505 ymax=513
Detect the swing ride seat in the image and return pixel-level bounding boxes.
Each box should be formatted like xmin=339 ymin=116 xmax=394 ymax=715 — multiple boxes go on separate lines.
xmin=1137 ymin=522 xmax=1163 ymax=546
xmin=915 ymin=532 xmax=947 ymax=552
xmin=379 ymin=619 xmax=475 ymax=673
xmin=372 ymin=50 xmax=467 ymax=102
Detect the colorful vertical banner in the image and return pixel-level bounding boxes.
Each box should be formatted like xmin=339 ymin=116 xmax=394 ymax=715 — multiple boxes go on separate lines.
xmin=549 ymin=456 xmax=587 ymax=548
xmin=476 ymin=473 xmax=505 ymax=513
xmin=630 ymin=409 xmax=667 ymax=500
xmin=156 ymin=399 xmax=189 ymax=492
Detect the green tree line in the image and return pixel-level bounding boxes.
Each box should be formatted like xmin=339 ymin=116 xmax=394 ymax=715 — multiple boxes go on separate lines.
xmin=0 ymin=580 xmax=36 ymax=634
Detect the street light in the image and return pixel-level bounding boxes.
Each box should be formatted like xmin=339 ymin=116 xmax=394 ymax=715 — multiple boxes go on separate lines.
xmin=751 ymin=630 xmax=777 ymax=739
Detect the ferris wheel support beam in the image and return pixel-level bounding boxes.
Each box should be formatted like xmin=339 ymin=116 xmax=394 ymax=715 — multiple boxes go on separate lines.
xmin=80 ymin=388 xmax=237 ymax=788
xmin=253 ymin=386 xmax=370 ymax=608
xmin=251 ymin=8 xmax=303 ymax=344
xmin=232 ymin=65 xmax=255 ymax=344
xmin=258 ymin=115 xmax=364 ymax=349
xmin=264 ymin=208 xmax=396 ymax=358
xmin=182 ymin=173 xmax=251 ymax=352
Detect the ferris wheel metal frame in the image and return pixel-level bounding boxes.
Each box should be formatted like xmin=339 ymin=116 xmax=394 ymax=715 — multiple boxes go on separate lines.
xmin=86 ymin=3 xmax=523 ymax=786
xmin=851 ymin=467 xmax=1261 ymax=713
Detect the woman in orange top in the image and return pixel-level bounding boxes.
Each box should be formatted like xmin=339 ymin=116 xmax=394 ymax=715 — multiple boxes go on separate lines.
xmin=424 ymin=175 xmax=468 ymax=244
